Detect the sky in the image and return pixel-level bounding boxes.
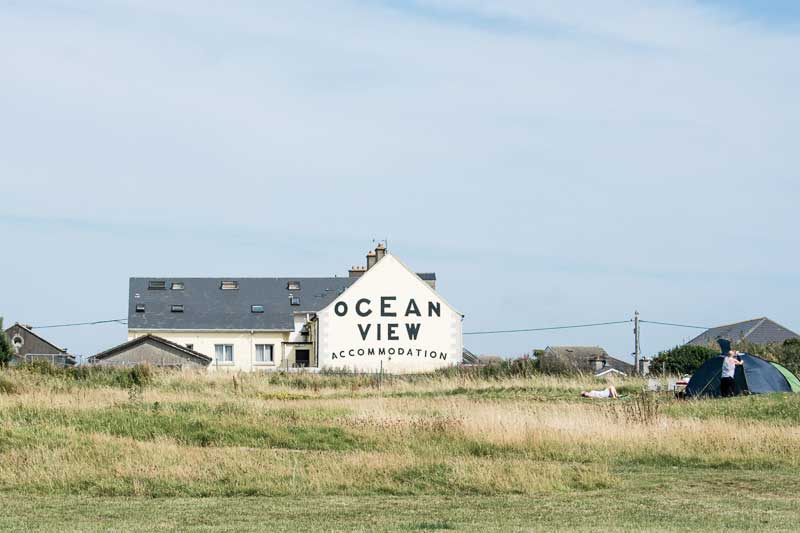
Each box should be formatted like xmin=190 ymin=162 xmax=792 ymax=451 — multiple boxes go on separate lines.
xmin=1 ymin=0 xmax=798 ymax=361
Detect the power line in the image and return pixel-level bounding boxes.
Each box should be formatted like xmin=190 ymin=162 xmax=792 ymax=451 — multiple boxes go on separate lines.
xmin=32 ymin=318 xmax=128 ymax=329
xmin=464 ymin=320 xmax=632 ymax=336
xmin=639 ymin=320 xmax=709 ymax=330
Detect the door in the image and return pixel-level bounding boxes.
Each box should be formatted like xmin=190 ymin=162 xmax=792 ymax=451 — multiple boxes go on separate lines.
xmin=295 ymin=349 xmax=310 ymax=368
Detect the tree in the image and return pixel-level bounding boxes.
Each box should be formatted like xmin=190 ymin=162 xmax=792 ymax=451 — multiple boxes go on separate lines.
xmin=776 ymin=338 xmax=800 ymax=376
xmin=0 ymin=317 xmax=14 ymax=368
xmin=650 ymin=344 xmax=719 ymax=375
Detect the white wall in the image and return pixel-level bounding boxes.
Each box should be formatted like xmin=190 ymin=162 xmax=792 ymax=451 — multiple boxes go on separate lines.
xmin=316 ymin=254 xmax=462 ymax=373
xmin=127 ymin=330 xmax=289 ymax=371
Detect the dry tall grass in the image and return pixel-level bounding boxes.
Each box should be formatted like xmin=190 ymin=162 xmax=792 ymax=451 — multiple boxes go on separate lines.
xmin=1 ymin=367 xmax=798 ymax=498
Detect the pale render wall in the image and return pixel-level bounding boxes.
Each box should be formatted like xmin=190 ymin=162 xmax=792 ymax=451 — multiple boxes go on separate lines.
xmin=316 ymin=255 xmax=462 ymax=373
xmin=127 ymin=331 xmax=289 ymax=371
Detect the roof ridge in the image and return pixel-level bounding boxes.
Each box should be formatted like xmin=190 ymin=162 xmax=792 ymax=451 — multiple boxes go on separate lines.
xmin=741 ymin=317 xmax=767 ymax=340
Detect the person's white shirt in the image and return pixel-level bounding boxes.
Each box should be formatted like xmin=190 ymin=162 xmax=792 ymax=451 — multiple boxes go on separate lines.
xmin=722 ymin=355 xmax=737 ymax=378
xmin=585 ymin=389 xmax=611 ymax=399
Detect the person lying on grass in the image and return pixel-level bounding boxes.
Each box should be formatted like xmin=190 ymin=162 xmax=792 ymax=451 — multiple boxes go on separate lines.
xmin=580 ymin=386 xmax=620 ymax=399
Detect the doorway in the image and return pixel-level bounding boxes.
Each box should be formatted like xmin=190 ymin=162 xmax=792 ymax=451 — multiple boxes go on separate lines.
xmin=295 ymin=349 xmax=310 ymax=368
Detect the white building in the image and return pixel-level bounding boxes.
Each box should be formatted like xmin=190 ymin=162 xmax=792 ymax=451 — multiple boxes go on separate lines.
xmin=126 ymin=246 xmax=463 ymax=373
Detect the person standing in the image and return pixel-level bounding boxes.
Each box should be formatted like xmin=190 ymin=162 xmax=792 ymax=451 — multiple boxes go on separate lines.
xmin=721 ymin=350 xmax=743 ymax=397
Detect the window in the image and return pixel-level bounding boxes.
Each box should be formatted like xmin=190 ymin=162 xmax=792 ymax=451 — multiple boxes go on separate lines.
xmin=215 ymin=344 xmax=234 ymax=363
xmin=135 ymin=304 xmax=146 ymax=313
xmin=255 ymin=344 xmax=274 ymax=363
xmin=287 ymin=281 xmax=301 ymax=291
xmin=220 ymin=281 xmax=239 ymax=290
xmin=148 ymin=280 xmax=166 ymax=290
xmin=251 ymin=305 xmax=264 ymax=313
xmin=171 ymin=282 xmax=184 ymax=290
xmin=186 ymin=344 xmax=194 ymax=350
xmin=289 ymin=296 xmax=300 ymax=306
xmin=171 ymin=304 xmax=184 ymax=313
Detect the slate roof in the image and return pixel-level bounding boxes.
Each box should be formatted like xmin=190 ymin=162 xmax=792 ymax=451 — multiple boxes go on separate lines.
xmin=128 ymin=277 xmax=357 ymax=331
xmin=687 ymin=317 xmax=800 ymax=347
xmin=89 ymin=334 xmax=212 ymax=365
xmin=541 ymin=346 xmax=634 ymax=375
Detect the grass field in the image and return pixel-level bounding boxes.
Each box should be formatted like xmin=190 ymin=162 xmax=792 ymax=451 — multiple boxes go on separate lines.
xmin=1 ymin=365 xmax=800 ymax=531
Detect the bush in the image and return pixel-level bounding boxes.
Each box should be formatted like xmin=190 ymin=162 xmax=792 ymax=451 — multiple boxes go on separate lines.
xmin=0 ymin=317 xmax=14 ymax=368
xmin=16 ymin=362 xmax=154 ymax=389
xmin=650 ymin=345 xmax=718 ymax=375
xmin=0 ymin=373 xmax=19 ymax=394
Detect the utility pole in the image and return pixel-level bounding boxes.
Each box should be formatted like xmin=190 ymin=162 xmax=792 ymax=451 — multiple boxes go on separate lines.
xmin=634 ymin=310 xmax=640 ymax=375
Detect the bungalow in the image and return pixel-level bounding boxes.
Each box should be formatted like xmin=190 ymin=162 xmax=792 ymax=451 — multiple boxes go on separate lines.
xmin=539 ymin=346 xmax=634 ymax=377
xmin=687 ymin=317 xmax=799 ymax=347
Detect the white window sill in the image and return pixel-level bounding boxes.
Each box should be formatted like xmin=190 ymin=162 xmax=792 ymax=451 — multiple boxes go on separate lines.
xmin=254 ymin=362 xmax=276 ymax=366
xmin=214 ymin=362 xmax=235 ymax=366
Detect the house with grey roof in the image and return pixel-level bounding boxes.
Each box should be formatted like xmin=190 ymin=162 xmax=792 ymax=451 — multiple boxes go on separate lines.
xmin=539 ymin=346 xmax=634 ymax=377
xmin=4 ymin=323 xmax=76 ymax=367
xmin=127 ymin=244 xmax=462 ymax=372
xmin=89 ymin=334 xmax=211 ymax=368
xmin=686 ymin=317 xmax=799 ymax=347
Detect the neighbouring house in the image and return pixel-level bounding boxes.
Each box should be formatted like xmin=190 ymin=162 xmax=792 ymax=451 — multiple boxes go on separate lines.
xmin=4 ymin=323 xmax=76 ymax=367
xmin=539 ymin=346 xmax=634 ymax=377
xmin=687 ymin=317 xmax=799 ymax=347
xmin=127 ymin=245 xmax=463 ymax=373
xmin=88 ymin=334 xmax=211 ymax=369
xmin=461 ymin=348 xmax=481 ymax=365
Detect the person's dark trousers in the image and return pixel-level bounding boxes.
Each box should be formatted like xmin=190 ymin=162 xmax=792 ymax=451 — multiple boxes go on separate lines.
xmin=720 ymin=377 xmax=735 ymax=397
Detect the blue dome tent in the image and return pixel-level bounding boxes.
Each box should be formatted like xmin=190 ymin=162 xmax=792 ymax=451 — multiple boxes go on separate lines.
xmin=685 ymin=339 xmax=800 ymax=398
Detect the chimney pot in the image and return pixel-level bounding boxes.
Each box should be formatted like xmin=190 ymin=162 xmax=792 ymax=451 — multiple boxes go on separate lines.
xmin=375 ymin=243 xmax=387 ymax=262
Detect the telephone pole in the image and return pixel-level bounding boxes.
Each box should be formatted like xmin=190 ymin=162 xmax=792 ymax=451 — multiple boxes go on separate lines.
xmin=633 ymin=310 xmax=640 ymax=375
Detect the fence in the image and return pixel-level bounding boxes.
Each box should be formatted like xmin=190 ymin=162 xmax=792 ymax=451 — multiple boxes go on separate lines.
xmin=12 ymin=354 xmax=76 ymax=367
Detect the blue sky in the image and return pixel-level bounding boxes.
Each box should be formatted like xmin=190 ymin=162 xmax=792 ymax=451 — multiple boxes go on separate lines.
xmin=1 ymin=0 xmax=798 ymax=360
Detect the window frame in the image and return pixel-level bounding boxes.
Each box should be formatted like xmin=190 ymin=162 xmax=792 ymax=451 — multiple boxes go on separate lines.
xmin=287 ymin=281 xmax=301 ymax=291
xmin=135 ymin=304 xmax=146 ymax=313
xmin=220 ymin=281 xmax=239 ymax=290
xmin=251 ymin=305 xmax=265 ymax=313
xmin=254 ymin=344 xmax=274 ymax=364
xmin=289 ymin=296 xmax=301 ymax=306
xmin=171 ymin=282 xmax=185 ymax=290
xmin=171 ymin=304 xmax=184 ymax=313
xmin=148 ymin=280 xmax=166 ymax=290
xmin=214 ymin=344 xmax=234 ymax=364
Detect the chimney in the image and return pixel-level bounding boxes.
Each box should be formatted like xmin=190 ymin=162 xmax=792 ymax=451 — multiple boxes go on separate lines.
xmin=366 ymin=250 xmax=377 ymax=269
xmin=349 ymin=265 xmax=367 ymax=278
xmin=589 ymin=358 xmax=604 ymax=373
xmin=375 ymin=242 xmax=387 ymax=262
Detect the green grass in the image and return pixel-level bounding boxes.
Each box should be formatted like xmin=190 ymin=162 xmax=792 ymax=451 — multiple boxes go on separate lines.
xmin=2 ymin=482 xmax=799 ymax=532
xmin=2 ymin=367 xmax=800 ymax=530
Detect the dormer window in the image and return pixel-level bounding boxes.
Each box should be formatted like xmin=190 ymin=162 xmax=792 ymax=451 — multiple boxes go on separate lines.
xmin=251 ymin=305 xmax=264 ymax=313
xmin=171 ymin=304 xmax=184 ymax=313
xmin=148 ymin=280 xmax=166 ymax=290
xmin=135 ymin=304 xmax=146 ymax=313
xmin=171 ymin=282 xmax=184 ymax=290
xmin=289 ymin=296 xmax=300 ymax=306
xmin=220 ymin=281 xmax=239 ymax=290
xmin=287 ymin=281 xmax=301 ymax=291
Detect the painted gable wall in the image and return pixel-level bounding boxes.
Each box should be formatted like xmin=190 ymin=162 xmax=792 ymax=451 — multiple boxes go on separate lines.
xmin=316 ymin=254 xmax=462 ymax=373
